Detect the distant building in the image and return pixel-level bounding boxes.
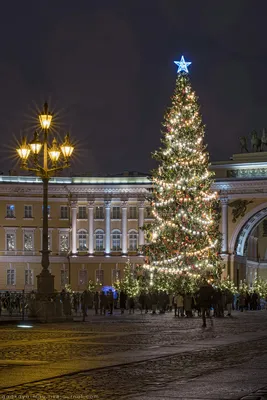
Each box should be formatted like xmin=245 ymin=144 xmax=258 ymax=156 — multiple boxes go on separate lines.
xmin=1 ymin=152 xmax=267 ymax=292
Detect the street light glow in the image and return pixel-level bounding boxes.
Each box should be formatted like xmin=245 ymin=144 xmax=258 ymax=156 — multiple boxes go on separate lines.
xmin=39 ymin=102 xmax=52 ymax=130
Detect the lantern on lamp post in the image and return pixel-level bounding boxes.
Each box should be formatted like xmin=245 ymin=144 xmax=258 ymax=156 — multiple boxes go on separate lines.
xmin=16 ymin=102 xmax=74 ymax=294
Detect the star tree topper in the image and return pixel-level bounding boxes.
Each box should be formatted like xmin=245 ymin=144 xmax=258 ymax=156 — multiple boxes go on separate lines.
xmin=174 ymin=55 xmax=192 ymax=73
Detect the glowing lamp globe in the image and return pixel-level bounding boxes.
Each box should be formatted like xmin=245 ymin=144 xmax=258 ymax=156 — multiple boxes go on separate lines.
xmin=17 ymin=138 xmax=30 ymax=161
xmin=39 ymin=102 xmax=52 ymax=130
xmin=61 ymin=133 xmax=74 ymax=158
xmin=30 ymin=132 xmax=42 ymax=154
xmin=48 ymin=138 xmax=60 ymax=163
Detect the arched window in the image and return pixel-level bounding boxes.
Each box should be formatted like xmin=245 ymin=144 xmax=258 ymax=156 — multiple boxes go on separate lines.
xmin=78 ymin=229 xmax=87 ymax=251
xmin=95 ymin=229 xmax=104 ymax=251
xmin=112 ymin=229 xmax=121 ymax=251
xmin=129 ymin=230 xmax=138 ymax=251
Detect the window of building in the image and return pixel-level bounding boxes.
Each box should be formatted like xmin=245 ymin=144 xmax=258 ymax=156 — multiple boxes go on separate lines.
xmin=112 ymin=206 xmax=120 ymax=219
xmin=42 ymin=205 xmax=51 ymax=218
xmin=263 ymin=220 xmax=267 ymax=237
xmin=40 ymin=230 xmax=52 ymax=251
xmin=79 ymin=269 xmax=88 ymax=285
xmin=78 ymin=230 xmax=87 ymax=251
xmin=129 ymin=230 xmax=138 ymax=251
xmin=24 ymin=205 xmax=33 ymax=218
xmin=95 ymin=206 xmax=104 ymax=219
xmin=59 ymin=232 xmax=69 ymax=252
xmin=60 ymin=269 xmax=69 ymax=286
xmin=112 ymin=269 xmax=121 ymax=283
xmin=6 ymin=205 xmax=15 ymax=218
xmin=60 ymin=206 xmax=68 ymax=219
xmin=78 ymin=206 xmax=87 ymax=219
xmin=24 ymin=232 xmax=34 ymax=252
xmin=129 ymin=206 xmax=137 ymax=219
xmin=95 ymin=229 xmax=104 ymax=251
xmin=25 ymin=269 xmax=33 ymax=285
xmin=112 ymin=230 xmax=121 ymax=251
xmin=7 ymin=269 xmax=15 ymax=285
xmin=48 ymin=233 xmax=51 ymax=251
xmin=145 ymin=207 xmax=152 ymax=218
xmin=6 ymin=232 xmax=16 ymax=251
xmin=96 ymin=269 xmax=104 ymax=285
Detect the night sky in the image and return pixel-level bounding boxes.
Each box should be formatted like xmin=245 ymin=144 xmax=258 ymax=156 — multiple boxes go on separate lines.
xmin=2 ymin=1 xmax=267 ymax=175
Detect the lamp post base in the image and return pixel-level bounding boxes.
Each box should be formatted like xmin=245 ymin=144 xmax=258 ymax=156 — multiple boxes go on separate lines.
xmin=37 ymin=269 xmax=55 ymax=294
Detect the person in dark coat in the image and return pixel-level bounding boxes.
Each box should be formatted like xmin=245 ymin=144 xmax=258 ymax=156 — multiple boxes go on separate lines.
xmin=107 ymin=290 xmax=114 ymax=315
xmin=81 ymin=289 xmax=90 ymax=322
xmin=198 ymin=280 xmax=214 ymax=328
xmin=94 ymin=291 xmax=99 ymax=315
xmin=120 ymin=291 xmax=127 ymax=314
xmin=100 ymin=291 xmax=107 ymax=315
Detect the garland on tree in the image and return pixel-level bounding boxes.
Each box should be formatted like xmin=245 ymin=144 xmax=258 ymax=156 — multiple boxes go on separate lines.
xmin=142 ymin=56 xmax=222 ymax=281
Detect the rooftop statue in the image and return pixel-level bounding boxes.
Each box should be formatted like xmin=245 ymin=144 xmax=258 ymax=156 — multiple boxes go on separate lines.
xmin=239 ymin=136 xmax=248 ymax=153
xmin=261 ymin=128 xmax=267 ymax=151
xmin=250 ymin=130 xmax=262 ymax=152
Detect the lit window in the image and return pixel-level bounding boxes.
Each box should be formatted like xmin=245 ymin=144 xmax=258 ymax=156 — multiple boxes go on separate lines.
xmin=112 ymin=207 xmax=120 ymax=219
xmin=25 ymin=269 xmax=33 ymax=285
xmin=79 ymin=269 xmax=88 ymax=285
xmin=95 ymin=229 xmax=104 ymax=251
xmin=24 ymin=232 xmax=33 ymax=251
xmin=78 ymin=230 xmax=87 ymax=251
xmin=129 ymin=231 xmax=138 ymax=251
xmin=95 ymin=206 xmax=104 ymax=219
xmin=6 ymin=233 xmax=15 ymax=251
xmin=60 ymin=206 xmax=68 ymax=219
xmin=60 ymin=269 xmax=69 ymax=286
xmin=78 ymin=206 xmax=87 ymax=219
xmin=112 ymin=269 xmax=121 ymax=283
xmin=112 ymin=230 xmax=121 ymax=251
xmin=96 ymin=269 xmax=104 ymax=285
xmin=129 ymin=207 xmax=137 ymax=219
xmin=6 ymin=205 xmax=15 ymax=218
xmin=24 ymin=205 xmax=33 ymax=218
xmin=60 ymin=233 xmax=69 ymax=252
xmin=7 ymin=269 xmax=15 ymax=285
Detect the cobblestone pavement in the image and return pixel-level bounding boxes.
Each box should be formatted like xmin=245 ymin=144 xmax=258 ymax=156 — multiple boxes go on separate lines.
xmin=0 ymin=311 xmax=267 ymax=399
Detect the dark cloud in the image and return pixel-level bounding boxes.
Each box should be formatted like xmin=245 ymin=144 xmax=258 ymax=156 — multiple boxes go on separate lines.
xmin=1 ymin=1 xmax=267 ymax=174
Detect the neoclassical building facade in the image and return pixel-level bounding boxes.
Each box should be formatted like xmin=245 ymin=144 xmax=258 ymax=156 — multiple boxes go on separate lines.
xmin=0 ymin=174 xmax=152 ymax=292
xmin=1 ymin=151 xmax=267 ymax=291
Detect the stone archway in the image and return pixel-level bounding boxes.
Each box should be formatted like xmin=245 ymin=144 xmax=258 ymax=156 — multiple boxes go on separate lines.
xmin=229 ymin=202 xmax=267 ymax=256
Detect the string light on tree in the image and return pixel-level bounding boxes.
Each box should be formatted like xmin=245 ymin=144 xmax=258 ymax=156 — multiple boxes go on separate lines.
xmin=142 ymin=55 xmax=222 ymax=281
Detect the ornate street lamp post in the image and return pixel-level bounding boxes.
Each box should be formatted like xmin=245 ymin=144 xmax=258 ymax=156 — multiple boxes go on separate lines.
xmin=16 ymin=103 xmax=74 ymax=294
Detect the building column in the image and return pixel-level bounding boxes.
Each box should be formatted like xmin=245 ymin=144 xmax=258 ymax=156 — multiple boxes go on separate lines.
xmin=221 ymin=197 xmax=229 ymax=254
xmin=88 ymin=201 xmax=94 ymax=255
xmin=121 ymin=201 xmax=128 ymax=255
xmin=71 ymin=201 xmax=77 ymax=255
xmin=105 ymin=201 xmax=111 ymax=255
xmin=138 ymin=201 xmax=145 ymax=247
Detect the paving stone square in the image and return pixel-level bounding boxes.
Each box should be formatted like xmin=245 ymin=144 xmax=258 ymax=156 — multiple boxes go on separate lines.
xmin=0 ymin=311 xmax=267 ymax=399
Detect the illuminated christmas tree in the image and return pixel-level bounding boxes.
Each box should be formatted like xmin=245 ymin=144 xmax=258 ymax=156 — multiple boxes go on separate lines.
xmin=143 ymin=56 xmax=221 ymax=281
xmin=115 ymin=259 xmax=140 ymax=297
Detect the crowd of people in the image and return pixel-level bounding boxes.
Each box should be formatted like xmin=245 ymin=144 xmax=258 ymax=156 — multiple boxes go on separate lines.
xmin=0 ymin=282 xmax=266 ymax=328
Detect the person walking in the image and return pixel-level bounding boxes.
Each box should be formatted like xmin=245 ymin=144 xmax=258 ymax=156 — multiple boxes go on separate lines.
xmin=199 ymin=280 xmax=214 ymax=328
xmin=177 ymin=293 xmax=184 ymax=317
xmin=81 ymin=289 xmax=90 ymax=322
xmin=94 ymin=291 xmax=99 ymax=315
xmin=225 ymin=289 xmax=233 ymax=316
xmin=120 ymin=290 xmax=127 ymax=314
xmin=100 ymin=291 xmax=107 ymax=315
xmin=239 ymin=292 xmax=246 ymax=312
xmin=107 ymin=290 xmax=114 ymax=315
xmin=184 ymin=293 xmax=192 ymax=317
